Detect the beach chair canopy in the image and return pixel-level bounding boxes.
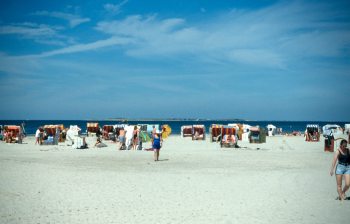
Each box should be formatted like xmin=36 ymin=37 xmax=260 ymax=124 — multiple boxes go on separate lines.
xmin=306 ymin=124 xmax=319 ymax=133
xmin=87 ymin=123 xmax=99 ymax=128
xmin=250 ymin=126 xmax=260 ymax=132
xmin=192 ymin=125 xmax=205 ymax=134
xmin=5 ymin=125 xmax=20 ymax=131
xmin=211 ymin=124 xmax=223 ymax=137
xmin=87 ymin=122 xmax=99 ymax=133
xmin=43 ymin=125 xmax=59 ymax=136
xmin=228 ymin=123 xmax=240 ymax=130
xmin=69 ymin=125 xmax=81 ymax=132
xmin=103 ymin=125 xmax=114 ymax=131
xmin=267 ymin=124 xmax=276 ymax=130
xmin=307 ymin=124 xmax=319 ymax=128
xmin=322 ymin=124 xmax=341 ymax=132
xmin=221 ymin=126 xmax=236 ymax=135
xmin=113 ymin=124 xmax=126 ymax=129
xmin=242 ymin=124 xmax=252 ymax=133
xmin=182 ymin=125 xmax=193 ymax=136
xmin=4 ymin=125 xmax=21 ymax=138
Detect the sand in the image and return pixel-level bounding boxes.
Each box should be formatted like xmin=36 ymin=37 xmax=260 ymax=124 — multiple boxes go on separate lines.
xmin=0 ymin=135 xmax=349 ymax=224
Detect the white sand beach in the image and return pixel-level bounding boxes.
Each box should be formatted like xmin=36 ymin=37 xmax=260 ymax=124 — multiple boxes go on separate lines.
xmin=0 ymin=135 xmax=349 ymax=224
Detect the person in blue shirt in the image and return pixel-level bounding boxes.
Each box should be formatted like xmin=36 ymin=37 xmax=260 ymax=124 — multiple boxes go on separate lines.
xmin=153 ymin=131 xmax=162 ymax=161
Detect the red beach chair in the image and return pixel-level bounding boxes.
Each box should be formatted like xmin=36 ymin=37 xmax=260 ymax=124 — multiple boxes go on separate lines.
xmin=87 ymin=123 xmax=99 ymax=136
xmin=210 ymin=124 xmax=222 ymax=142
xmin=220 ymin=126 xmax=237 ymax=148
xmin=192 ymin=125 xmax=206 ymax=140
xmin=181 ymin=125 xmax=193 ymax=138
xmin=103 ymin=125 xmax=114 ymax=140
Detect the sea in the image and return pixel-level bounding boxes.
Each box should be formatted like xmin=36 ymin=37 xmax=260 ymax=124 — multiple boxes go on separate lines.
xmin=1 ymin=120 xmax=349 ymax=136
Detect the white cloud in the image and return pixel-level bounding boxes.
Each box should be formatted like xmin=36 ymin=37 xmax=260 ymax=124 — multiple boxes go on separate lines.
xmin=93 ymin=1 xmax=350 ymax=68
xmin=33 ymin=11 xmax=90 ymax=28
xmin=0 ymin=23 xmax=58 ymax=37
xmin=29 ymin=36 xmax=132 ymax=58
xmin=0 ymin=22 xmax=71 ymax=46
xmin=104 ymin=0 xmax=129 ymax=15
xmin=227 ymin=49 xmax=284 ymax=68
xmin=10 ymin=1 xmax=350 ymax=68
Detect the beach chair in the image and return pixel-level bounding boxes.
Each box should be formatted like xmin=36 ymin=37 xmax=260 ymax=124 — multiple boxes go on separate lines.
xmin=181 ymin=125 xmax=193 ymax=138
xmin=249 ymin=127 xmax=266 ymax=143
xmin=210 ymin=124 xmax=222 ymax=142
xmin=242 ymin=124 xmax=251 ymax=142
xmin=103 ymin=125 xmax=114 ymax=140
xmin=87 ymin=123 xmax=99 ymax=136
xmin=305 ymin=124 xmax=320 ymax=142
xmin=43 ymin=125 xmax=56 ymax=136
xmin=228 ymin=123 xmax=243 ymax=140
xmin=43 ymin=125 xmax=63 ymax=145
xmin=220 ymin=126 xmax=237 ymax=148
xmin=66 ymin=125 xmax=81 ymax=145
xmin=192 ymin=125 xmax=205 ymax=140
xmin=4 ymin=125 xmax=23 ymax=143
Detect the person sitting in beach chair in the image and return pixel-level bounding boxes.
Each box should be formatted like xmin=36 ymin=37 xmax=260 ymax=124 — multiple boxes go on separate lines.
xmin=192 ymin=125 xmax=205 ymax=140
xmin=4 ymin=130 xmax=11 ymax=143
xmin=193 ymin=131 xmax=200 ymax=140
xmin=223 ymin=134 xmax=236 ymax=146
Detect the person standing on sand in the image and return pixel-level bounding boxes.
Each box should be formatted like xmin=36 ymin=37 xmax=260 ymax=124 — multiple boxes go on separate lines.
xmin=330 ymin=139 xmax=350 ymax=200
xmin=132 ymin=126 xmax=138 ymax=150
xmin=118 ymin=129 xmax=126 ymax=150
xmin=35 ymin=128 xmax=41 ymax=145
xmin=153 ymin=131 xmax=162 ymax=161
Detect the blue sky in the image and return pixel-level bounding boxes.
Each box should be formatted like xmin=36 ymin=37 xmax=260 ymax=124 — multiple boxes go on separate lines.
xmin=0 ymin=0 xmax=349 ymax=120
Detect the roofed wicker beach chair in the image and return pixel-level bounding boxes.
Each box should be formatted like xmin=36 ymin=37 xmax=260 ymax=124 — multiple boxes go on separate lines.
xmin=102 ymin=125 xmax=114 ymax=140
xmin=4 ymin=125 xmax=24 ymax=143
xmin=87 ymin=123 xmax=99 ymax=136
xmin=305 ymin=124 xmax=320 ymax=142
xmin=249 ymin=126 xmax=266 ymax=144
xmin=220 ymin=125 xmax=237 ymax=148
xmin=210 ymin=124 xmax=223 ymax=142
xmin=192 ymin=125 xmax=206 ymax=140
xmin=181 ymin=125 xmax=193 ymax=138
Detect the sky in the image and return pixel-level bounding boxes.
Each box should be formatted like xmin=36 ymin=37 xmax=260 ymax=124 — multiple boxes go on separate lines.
xmin=0 ymin=0 xmax=349 ymax=121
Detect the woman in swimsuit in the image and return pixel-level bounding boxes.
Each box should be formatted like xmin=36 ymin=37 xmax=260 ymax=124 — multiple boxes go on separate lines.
xmin=330 ymin=139 xmax=350 ymax=200
xmin=153 ymin=131 xmax=162 ymax=161
xmin=132 ymin=126 xmax=138 ymax=150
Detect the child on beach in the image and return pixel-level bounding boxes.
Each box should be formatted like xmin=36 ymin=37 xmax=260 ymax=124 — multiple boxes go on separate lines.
xmin=330 ymin=139 xmax=350 ymax=200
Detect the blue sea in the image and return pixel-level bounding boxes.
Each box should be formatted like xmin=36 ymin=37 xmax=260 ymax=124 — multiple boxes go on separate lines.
xmin=1 ymin=120 xmax=349 ymax=135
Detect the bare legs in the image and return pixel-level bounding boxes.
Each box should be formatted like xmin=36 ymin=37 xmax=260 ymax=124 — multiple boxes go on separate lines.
xmin=343 ymin=174 xmax=350 ymax=199
xmin=154 ymin=149 xmax=159 ymax=161
xmin=336 ymin=174 xmax=350 ymax=200
xmin=336 ymin=175 xmax=343 ymax=200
